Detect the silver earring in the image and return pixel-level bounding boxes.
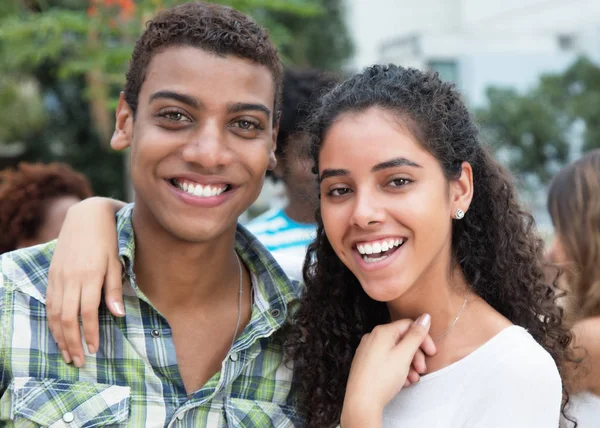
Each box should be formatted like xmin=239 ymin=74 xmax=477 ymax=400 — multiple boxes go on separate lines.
xmin=455 ymin=209 xmax=465 ymax=220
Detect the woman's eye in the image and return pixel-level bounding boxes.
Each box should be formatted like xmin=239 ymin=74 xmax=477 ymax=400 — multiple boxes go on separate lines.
xmin=389 ymin=178 xmax=411 ymax=187
xmin=329 ymin=187 xmax=351 ymax=197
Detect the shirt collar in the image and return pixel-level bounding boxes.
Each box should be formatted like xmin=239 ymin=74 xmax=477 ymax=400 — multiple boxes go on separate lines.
xmin=115 ymin=204 xmax=301 ymax=326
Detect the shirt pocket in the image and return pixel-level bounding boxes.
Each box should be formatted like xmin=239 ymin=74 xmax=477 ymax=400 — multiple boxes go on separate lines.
xmin=9 ymin=377 xmax=130 ymax=427
xmin=224 ymin=398 xmax=304 ymax=427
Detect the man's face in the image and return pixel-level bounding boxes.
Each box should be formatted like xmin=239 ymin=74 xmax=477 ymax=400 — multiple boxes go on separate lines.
xmin=113 ymin=46 xmax=277 ymax=244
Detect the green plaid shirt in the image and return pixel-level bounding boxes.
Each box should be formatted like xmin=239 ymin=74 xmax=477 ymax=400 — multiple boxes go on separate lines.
xmin=0 ymin=204 xmax=303 ymax=427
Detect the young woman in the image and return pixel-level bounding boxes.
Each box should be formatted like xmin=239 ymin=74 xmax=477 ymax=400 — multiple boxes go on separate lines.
xmin=47 ymin=65 xmax=573 ymax=427
xmin=547 ymin=149 xmax=600 ymax=427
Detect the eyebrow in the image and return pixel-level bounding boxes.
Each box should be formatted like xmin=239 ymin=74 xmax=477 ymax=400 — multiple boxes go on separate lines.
xmin=319 ymin=168 xmax=349 ymax=182
xmin=149 ymin=90 xmax=200 ymax=109
xmin=371 ymin=157 xmax=422 ymax=172
xmin=319 ymin=157 xmax=421 ymax=182
xmin=228 ymin=103 xmax=272 ymax=119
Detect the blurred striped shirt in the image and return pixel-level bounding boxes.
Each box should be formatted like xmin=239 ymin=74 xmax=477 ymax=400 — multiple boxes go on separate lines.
xmin=246 ymin=208 xmax=316 ymax=282
xmin=0 ymin=204 xmax=303 ymax=427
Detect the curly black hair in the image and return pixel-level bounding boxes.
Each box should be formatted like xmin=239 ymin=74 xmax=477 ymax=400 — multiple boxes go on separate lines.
xmin=285 ymin=65 xmax=575 ymax=427
xmin=0 ymin=162 xmax=93 ymax=254
xmin=124 ymin=1 xmax=283 ymax=118
xmin=277 ymin=68 xmax=339 ymax=156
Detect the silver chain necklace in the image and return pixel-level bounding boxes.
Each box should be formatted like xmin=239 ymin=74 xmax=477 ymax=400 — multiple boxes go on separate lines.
xmin=229 ymin=252 xmax=243 ymax=351
xmin=432 ymin=294 xmax=468 ymax=342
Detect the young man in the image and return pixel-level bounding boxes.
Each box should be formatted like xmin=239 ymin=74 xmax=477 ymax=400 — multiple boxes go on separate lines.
xmin=246 ymin=68 xmax=338 ymax=281
xmin=0 ymin=3 xmax=302 ymax=426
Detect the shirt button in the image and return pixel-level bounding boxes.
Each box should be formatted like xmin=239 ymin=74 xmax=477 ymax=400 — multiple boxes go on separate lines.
xmin=176 ymin=413 xmax=184 ymax=421
xmin=151 ymin=329 xmax=161 ymax=338
xmin=270 ymin=309 xmax=281 ymax=318
xmin=230 ymin=352 xmax=238 ymax=362
xmin=62 ymin=412 xmax=74 ymax=423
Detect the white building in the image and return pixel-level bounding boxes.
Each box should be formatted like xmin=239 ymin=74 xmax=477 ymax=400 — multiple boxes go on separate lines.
xmin=347 ymin=0 xmax=600 ymax=105
xmin=344 ymin=0 xmax=600 ymax=231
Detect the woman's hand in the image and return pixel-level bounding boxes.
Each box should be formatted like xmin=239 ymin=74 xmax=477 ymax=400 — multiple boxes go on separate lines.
xmin=340 ymin=314 xmax=436 ymax=428
xmin=47 ymin=197 xmax=126 ymax=367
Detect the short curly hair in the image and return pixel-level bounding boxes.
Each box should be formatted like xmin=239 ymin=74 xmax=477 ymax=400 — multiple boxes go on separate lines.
xmin=0 ymin=162 xmax=93 ymax=254
xmin=124 ymin=2 xmax=283 ymax=119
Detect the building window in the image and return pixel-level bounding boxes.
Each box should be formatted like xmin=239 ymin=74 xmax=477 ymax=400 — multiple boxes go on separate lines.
xmin=427 ymin=60 xmax=459 ymax=84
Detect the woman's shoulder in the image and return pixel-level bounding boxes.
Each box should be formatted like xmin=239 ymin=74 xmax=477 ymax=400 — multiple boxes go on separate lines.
xmin=484 ymin=327 xmax=556 ymax=367
xmin=476 ymin=326 xmax=561 ymax=387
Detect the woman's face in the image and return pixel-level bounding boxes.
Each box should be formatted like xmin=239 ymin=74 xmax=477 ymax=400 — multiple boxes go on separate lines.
xmin=319 ymin=107 xmax=470 ymax=302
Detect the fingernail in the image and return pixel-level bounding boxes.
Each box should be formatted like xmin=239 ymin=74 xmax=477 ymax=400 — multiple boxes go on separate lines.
xmin=61 ymin=350 xmax=72 ymax=364
xmin=415 ymin=313 xmax=431 ymax=328
xmin=87 ymin=344 xmax=96 ymax=354
xmin=112 ymin=302 xmax=125 ymax=316
xmin=73 ymin=356 xmax=82 ymax=368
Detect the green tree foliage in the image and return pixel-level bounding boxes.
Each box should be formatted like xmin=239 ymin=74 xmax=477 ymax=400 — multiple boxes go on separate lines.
xmin=0 ymin=0 xmax=353 ymax=198
xmin=476 ymin=57 xmax=600 ymax=184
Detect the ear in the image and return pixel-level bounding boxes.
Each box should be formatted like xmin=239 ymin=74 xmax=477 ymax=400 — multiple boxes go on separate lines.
xmin=267 ymin=117 xmax=279 ymax=171
xmin=111 ymin=92 xmax=134 ymax=151
xmin=450 ymin=161 xmax=474 ymax=218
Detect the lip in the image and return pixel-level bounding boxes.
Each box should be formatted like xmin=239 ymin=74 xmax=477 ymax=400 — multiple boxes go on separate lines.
xmin=351 ymin=239 xmax=406 ymax=272
xmin=165 ymin=178 xmax=237 ymax=208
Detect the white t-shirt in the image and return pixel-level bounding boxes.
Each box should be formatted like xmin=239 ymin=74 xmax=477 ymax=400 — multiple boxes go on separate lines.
xmin=382 ymin=326 xmax=562 ymax=427
xmin=570 ymin=391 xmax=600 ymax=427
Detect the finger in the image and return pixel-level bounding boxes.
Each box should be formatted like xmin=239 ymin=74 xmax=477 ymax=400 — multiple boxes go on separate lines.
xmin=411 ymin=348 xmax=427 ymax=374
xmin=104 ymin=258 xmax=125 ymax=317
xmin=403 ymin=379 xmax=411 ymax=388
xmin=419 ymin=333 xmax=437 ymax=357
xmin=393 ymin=314 xmax=433 ymax=363
xmin=407 ymin=368 xmax=420 ymax=384
xmin=370 ymin=319 xmax=414 ymax=348
xmin=47 ymin=271 xmax=71 ymax=363
xmin=80 ymin=276 xmax=104 ymax=355
xmin=61 ymin=282 xmax=85 ymax=367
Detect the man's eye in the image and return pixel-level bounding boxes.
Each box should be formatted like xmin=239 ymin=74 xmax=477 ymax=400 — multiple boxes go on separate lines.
xmin=159 ymin=111 xmax=190 ymax=122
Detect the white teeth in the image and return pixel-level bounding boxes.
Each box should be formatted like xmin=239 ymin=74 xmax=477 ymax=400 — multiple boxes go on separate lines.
xmin=174 ymin=179 xmax=227 ymax=198
xmin=356 ymin=238 xmax=406 ymax=258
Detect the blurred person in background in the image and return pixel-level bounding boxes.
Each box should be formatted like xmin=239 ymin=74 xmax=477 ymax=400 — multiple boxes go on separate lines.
xmin=547 ymin=149 xmax=600 ymax=427
xmin=246 ymin=67 xmax=338 ymax=280
xmin=0 ymin=162 xmax=92 ymax=254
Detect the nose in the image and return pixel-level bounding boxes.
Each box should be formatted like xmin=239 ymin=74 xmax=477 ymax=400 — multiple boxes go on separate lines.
xmin=181 ymin=122 xmax=234 ymax=169
xmin=349 ymin=189 xmax=386 ymax=229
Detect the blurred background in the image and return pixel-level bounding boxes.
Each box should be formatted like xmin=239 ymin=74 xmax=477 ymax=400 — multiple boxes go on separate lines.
xmin=1 ymin=0 xmax=599 ymax=235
